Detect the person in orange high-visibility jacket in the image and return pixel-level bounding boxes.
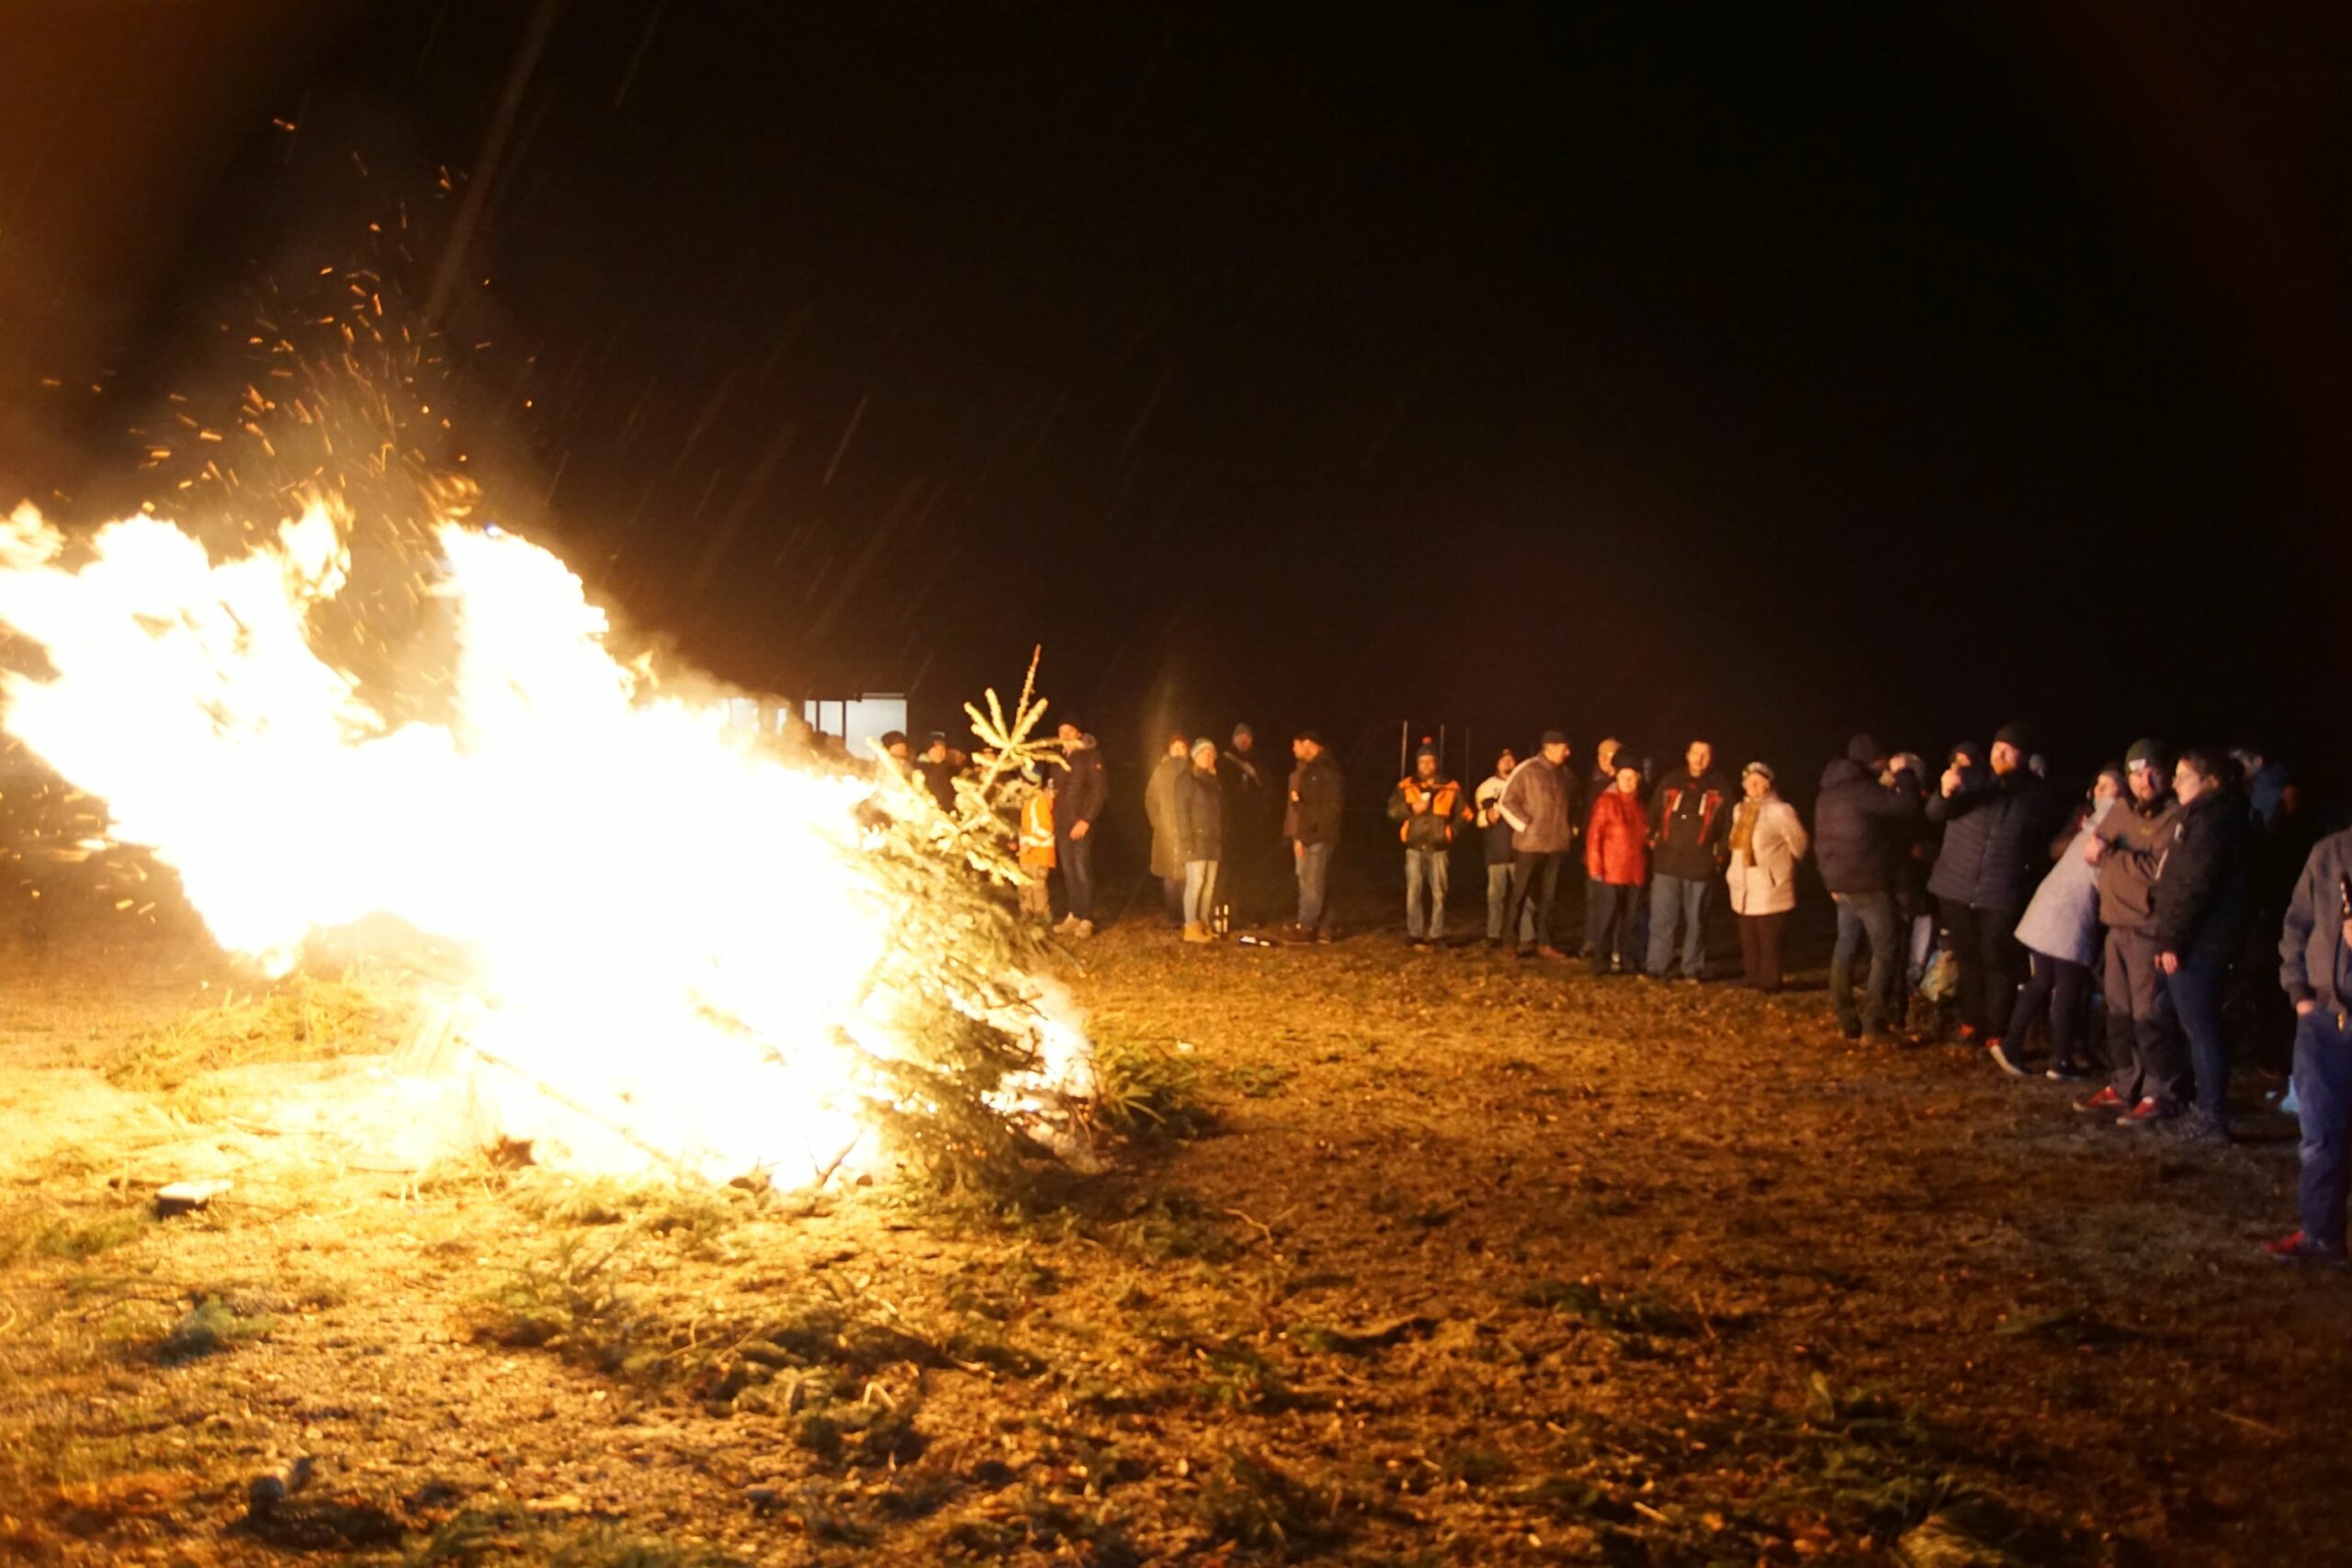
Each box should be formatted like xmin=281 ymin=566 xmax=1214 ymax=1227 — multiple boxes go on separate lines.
xmin=1385 ymin=745 xmax=1472 ymax=946
xmin=1017 ymin=778 xmax=1057 ymax=921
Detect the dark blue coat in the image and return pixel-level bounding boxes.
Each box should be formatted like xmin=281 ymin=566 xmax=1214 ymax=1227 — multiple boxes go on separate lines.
xmin=1926 ymin=768 xmax=2061 ymax=910
xmin=1813 ymin=759 xmax=1921 ymax=896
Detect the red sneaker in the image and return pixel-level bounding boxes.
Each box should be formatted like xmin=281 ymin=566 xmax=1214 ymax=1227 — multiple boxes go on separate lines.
xmin=2072 ymin=1085 xmax=2128 ymax=1113
xmin=2115 ymin=1096 xmax=2175 ymax=1127
xmin=2260 ymin=1231 xmax=2348 ymax=1267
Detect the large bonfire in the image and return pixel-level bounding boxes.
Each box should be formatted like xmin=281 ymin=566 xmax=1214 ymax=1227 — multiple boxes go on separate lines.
xmin=0 ymin=487 xmax=1091 ymax=1190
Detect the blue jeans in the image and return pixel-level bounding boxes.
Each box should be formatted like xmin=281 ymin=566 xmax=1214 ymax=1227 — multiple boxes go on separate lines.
xmin=1486 ymin=863 xmax=1535 ymax=943
xmin=1182 ymin=860 xmax=1219 ymax=925
xmin=1056 ymin=828 xmax=1095 ymax=920
xmin=1404 ymin=848 xmax=1451 ymax=940
xmin=1830 ymin=891 xmax=1900 ymax=1033
xmin=2293 ymin=1007 xmax=2352 ymax=1251
xmin=1295 ymin=840 xmax=1334 ymax=931
xmin=2165 ymin=946 xmax=2233 ymax=1123
xmin=1646 ymin=874 xmax=1711 ymax=978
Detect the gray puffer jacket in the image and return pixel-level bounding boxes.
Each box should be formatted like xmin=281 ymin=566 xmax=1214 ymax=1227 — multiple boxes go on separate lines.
xmin=2014 ymin=808 xmax=2109 ymax=967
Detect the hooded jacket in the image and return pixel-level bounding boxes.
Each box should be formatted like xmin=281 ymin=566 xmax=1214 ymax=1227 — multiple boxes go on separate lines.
xmin=1058 ymin=736 xmax=1107 ymax=831
xmin=1387 ymin=773 xmax=1469 ymax=852
xmin=1813 ymin=758 xmax=1923 ymax=896
xmin=1650 ymin=769 xmax=1730 ymax=881
xmin=1497 ymin=754 xmax=1575 ymax=854
xmin=1926 ymin=767 xmax=2061 ymax=909
xmin=2014 ymin=805 xmax=2109 ymax=966
xmin=1585 ymin=788 xmax=1652 ymax=886
xmin=2280 ymin=827 xmax=2352 ymax=1018
xmin=1284 ymin=751 xmax=1346 ymax=846
xmin=2148 ymin=787 xmax=2252 ymax=958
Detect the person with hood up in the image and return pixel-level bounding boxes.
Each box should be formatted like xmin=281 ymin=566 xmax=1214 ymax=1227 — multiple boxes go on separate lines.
xmin=1173 ymin=737 xmax=1226 ymax=944
xmin=1926 ymin=723 xmax=2062 ymax=1048
xmin=1283 ymin=729 xmax=1346 ymax=941
xmin=1387 ymin=743 xmax=1470 ymax=948
xmin=1476 ymin=748 xmax=1538 ymax=950
xmin=1646 ymin=739 xmax=1730 ymax=981
xmin=2261 ymin=821 xmax=2352 ymax=1264
xmin=1496 ymin=729 xmax=1577 ymax=961
xmin=1725 ymin=761 xmax=1810 ymax=991
xmin=2143 ymin=748 xmax=2253 ymax=1141
xmin=2074 ymin=740 xmax=2183 ymax=1119
xmin=1584 ymin=761 xmax=1651 ymax=976
xmin=1815 ymin=733 xmax=1923 ymax=1043
xmin=1992 ymin=765 xmax=2124 ymax=1078
xmin=1053 ymin=719 xmax=1107 ymax=937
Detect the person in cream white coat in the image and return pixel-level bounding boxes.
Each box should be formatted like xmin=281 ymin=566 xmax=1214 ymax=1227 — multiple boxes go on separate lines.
xmin=1725 ymin=761 xmax=1810 ymax=992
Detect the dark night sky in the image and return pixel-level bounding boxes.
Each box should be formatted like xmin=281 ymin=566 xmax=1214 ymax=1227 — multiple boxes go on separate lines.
xmin=5 ymin=2 xmax=2350 ymax=806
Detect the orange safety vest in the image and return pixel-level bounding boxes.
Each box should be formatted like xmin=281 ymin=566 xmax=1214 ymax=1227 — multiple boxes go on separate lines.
xmin=1019 ymin=793 xmax=1057 ymax=867
xmin=1395 ymin=777 xmax=1464 ymax=844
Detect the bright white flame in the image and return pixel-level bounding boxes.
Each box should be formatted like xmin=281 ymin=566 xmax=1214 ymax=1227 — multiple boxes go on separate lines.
xmin=0 ymin=498 xmax=1044 ymax=1185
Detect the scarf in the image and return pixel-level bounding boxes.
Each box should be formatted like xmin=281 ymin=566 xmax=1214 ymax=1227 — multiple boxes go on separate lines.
xmin=1729 ymin=796 xmax=1765 ymax=856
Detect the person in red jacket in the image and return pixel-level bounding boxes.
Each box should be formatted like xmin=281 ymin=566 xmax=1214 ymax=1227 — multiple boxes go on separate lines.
xmin=1585 ymin=762 xmax=1652 ymax=976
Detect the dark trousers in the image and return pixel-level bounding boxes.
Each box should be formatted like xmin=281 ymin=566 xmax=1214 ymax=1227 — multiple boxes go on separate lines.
xmin=2167 ymin=945 xmax=2233 ymax=1123
xmin=1830 ymin=890 xmax=1900 ymax=1033
xmin=2293 ymin=1007 xmax=2352 ymax=1251
xmin=2105 ymin=927 xmax=2185 ymax=1104
xmin=1941 ymin=897 xmax=2021 ymax=1039
xmin=1737 ymin=910 xmax=1792 ymax=991
xmin=1056 ymin=828 xmax=1095 ymax=921
xmin=1587 ymin=883 xmax=1642 ymax=974
xmin=2002 ymin=952 xmax=2089 ymax=1065
xmin=1507 ymin=851 xmax=1564 ymax=952
xmin=1580 ymin=872 xmax=1610 ymax=957
xmin=1161 ymin=874 xmax=1185 ymax=926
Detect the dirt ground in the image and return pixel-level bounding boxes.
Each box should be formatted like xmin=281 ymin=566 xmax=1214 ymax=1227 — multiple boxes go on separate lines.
xmin=3 ymin=856 xmax=2349 ymax=1568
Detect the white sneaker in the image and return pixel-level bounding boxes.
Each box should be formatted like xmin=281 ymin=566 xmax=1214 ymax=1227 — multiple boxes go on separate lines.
xmin=1073 ymin=919 xmax=1095 ymax=939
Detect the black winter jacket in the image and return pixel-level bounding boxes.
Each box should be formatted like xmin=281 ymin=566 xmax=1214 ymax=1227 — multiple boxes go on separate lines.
xmin=1173 ymin=766 xmax=1224 ymax=864
xmin=1058 ymin=739 xmax=1107 ymax=830
xmin=1813 ymin=759 xmax=1922 ymax=895
xmin=1649 ymin=769 xmax=1730 ymax=881
xmin=1926 ymin=767 xmax=2060 ymax=909
xmin=2149 ymin=789 xmax=2251 ymax=958
xmin=1284 ymin=753 xmax=1346 ymax=846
